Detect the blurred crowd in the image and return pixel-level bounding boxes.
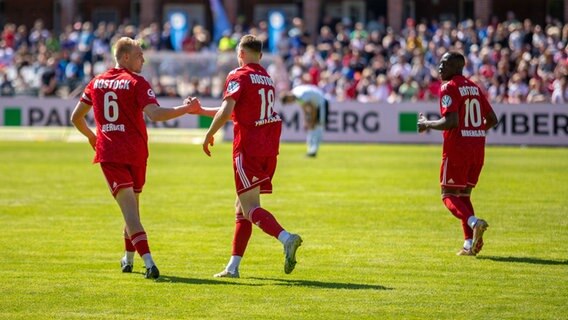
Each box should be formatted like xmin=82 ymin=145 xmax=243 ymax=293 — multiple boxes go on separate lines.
xmin=1 ymin=12 xmax=567 ymax=104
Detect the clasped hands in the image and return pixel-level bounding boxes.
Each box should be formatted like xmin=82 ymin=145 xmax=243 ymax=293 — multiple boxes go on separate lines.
xmin=183 ymin=96 xmax=202 ymax=114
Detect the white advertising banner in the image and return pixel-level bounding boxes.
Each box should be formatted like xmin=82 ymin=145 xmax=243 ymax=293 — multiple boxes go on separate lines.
xmin=0 ymin=97 xmax=200 ymax=129
xmin=1 ymin=98 xmax=567 ymax=146
xmin=223 ymin=101 xmax=568 ymax=146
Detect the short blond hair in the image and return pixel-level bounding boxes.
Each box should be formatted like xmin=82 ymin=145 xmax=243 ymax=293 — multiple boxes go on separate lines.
xmin=239 ymin=34 xmax=263 ymax=54
xmin=114 ymin=37 xmax=140 ymax=62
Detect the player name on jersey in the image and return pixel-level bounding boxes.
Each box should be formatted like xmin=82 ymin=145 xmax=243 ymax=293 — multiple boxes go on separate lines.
xmin=461 ymin=129 xmax=486 ymax=137
xmin=249 ymin=74 xmax=274 ymax=86
xmin=255 ymin=114 xmax=282 ymax=127
xmin=458 ymin=86 xmax=480 ymax=97
xmin=102 ymin=123 xmax=126 ymax=132
xmin=93 ymin=79 xmax=132 ymax=90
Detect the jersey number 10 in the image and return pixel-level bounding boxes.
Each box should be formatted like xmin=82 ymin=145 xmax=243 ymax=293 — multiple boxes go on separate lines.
xmin=464 ymin=98 xmax=482 ymax=128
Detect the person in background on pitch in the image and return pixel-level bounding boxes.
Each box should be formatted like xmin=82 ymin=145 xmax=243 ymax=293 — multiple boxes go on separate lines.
xmin=71 ymin=37 xmax=200 ymax=279
xmin=417 ymin=51 xmax=498 ymax=256
xmin=188 ymin=34 xmax=303 ymax=278
xmin=280 ymin=84 xmax=329 ymax=157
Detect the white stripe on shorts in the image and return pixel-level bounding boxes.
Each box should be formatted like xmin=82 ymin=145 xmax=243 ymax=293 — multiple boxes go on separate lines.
xmin=442 ymin=157 xmax=448 ymax=185
xmin=235 ymin=154 xmax=250 ymax=189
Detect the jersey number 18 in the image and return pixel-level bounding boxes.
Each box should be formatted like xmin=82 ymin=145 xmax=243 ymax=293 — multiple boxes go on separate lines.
xmin=258 ymin=88 xmax=275 ymax=120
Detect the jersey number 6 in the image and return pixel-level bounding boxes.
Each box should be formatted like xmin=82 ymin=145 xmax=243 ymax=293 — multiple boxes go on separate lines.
xmin=103 ymin=91 xmax=119 ymax=122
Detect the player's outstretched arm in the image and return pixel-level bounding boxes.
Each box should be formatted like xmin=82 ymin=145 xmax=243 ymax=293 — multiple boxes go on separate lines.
xmin=203 ymin=98 xmax=235 ymax=157
xmin=143 ymin=98 xmax=200 ymax=122
xmin=183 ymin=97 xmax=220 ymax=117
xmin=71 ymin=101 xmax=96 ymax=150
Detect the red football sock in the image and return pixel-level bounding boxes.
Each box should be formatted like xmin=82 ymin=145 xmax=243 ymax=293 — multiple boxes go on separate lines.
xmin=442 ymin=195 xmax=474 ymax=239
xmin=460 ymin=195 xmax=475 ymax=239
xmin=124 ymin=228 xmax=136 ymax=252
xmin=461 ymin=195 xmax=475 ymax=215
xmin=130 ymin=231 xmax=150 ymax=256
xmin=124 ymin=237 xmax=136 ymax=252
xmin=461 ymin=220 xmax=473 ymax=239
xmin=232 ymin=213 xmax=252 ymax=257
xmin=249 ymin=207 xmax=284 ymax=238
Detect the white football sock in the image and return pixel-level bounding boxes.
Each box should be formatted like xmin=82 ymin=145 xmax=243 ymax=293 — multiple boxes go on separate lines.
xmin=226 ymin=255 xmax=242 ymax=273
xmin=141 ymin=253 xmax=155 ymax=269
xmin=124 ymin=251 xmax=135 ymax=264
xmin=278 ymin=230 xmax=291 ymax=245
xmin=467 ymin=216 xmax=478 ymax=229
xmin=463 ymin=239 xmax=473 ymax=250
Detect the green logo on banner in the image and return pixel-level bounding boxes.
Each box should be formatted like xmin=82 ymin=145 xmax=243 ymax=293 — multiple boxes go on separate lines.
xmin=198 ymin=115 xmax=213 ymax=129
xmin=4 ymin=108 xmax=22 ymax=126
xmin=399 ymin=112 xmax=418 ymax=133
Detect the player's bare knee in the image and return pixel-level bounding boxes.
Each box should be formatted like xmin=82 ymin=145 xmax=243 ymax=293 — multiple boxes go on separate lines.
xmin=125 ymin=221 xmax=144 ymax=235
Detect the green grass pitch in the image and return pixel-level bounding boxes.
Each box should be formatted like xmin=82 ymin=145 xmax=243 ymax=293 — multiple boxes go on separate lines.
xmin=1 ymin=139 xmax=567 ymax=319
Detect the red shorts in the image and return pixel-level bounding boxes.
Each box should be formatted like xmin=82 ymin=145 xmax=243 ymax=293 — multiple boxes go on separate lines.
xmin=233 ymin=153 xmax=277 ymax=195
xmin=440 ymin=154 xmax=484 ymax=189
xmin=100 ymin=162 xmax=146 ymax=197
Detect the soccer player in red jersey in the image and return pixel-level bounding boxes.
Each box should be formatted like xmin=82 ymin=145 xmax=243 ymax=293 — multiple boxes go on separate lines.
xmin=417 ymin=52 xmax=498 ymax=256
xmin=71 ymin=37 xmax=200 ymax=279
xmin=190 ymin=35 xmax=303 ymax=278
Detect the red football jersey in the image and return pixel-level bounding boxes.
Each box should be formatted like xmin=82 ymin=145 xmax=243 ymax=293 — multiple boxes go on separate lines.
xmin=80 ymin=68 xmax=159 ymax=165
xmin=439 ymin=75 xmax=495 ymax=158
xmin=224 ymin=63 xmax=282 ymax=156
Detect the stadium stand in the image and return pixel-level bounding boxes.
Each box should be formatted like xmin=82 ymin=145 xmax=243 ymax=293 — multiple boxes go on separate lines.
xmin=0 ymin=15 xmax=567 ymax=103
